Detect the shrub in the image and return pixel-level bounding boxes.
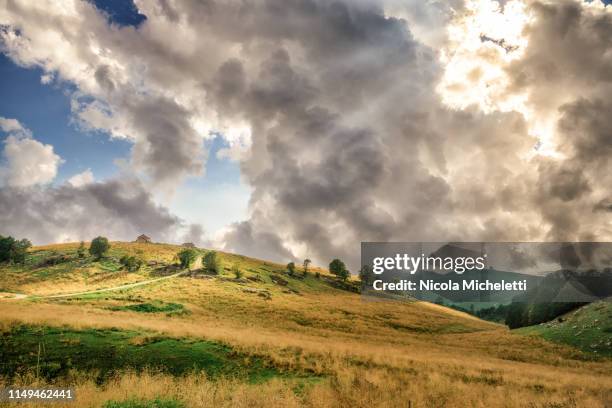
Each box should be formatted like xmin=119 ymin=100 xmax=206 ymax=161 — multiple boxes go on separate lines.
xmin=203 ymin=251 xmax=219 ymax=274
xmin=120 ymin=255 xmax=144 ymax=272
xmin=232 ymin=263 xmax=243 ymax=279
xmin=177 ymin=249 xmax=197 ymax=269
xmin=77 ymin=241 xmax=86 ymax=258
xmin=315 ymin=271 xmax=321 ymax=279
xmin=89 ymin=236 xmax=110 ymax=260
xmin=286 ymin=262 xmax=296 ymax=276
xmin=329 ymin=259 xmax=349 ymax=281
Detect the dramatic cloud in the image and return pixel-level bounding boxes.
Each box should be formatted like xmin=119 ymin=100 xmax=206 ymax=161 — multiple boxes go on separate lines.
xmin=1 ymin=0 xmax=611 ymax=268
xmin=0 ymin=117 xmax=62 ymax=187
xmin=0 ymin=119 xmax=193 ymax=246
xmin=0 ymin=177 xmax=182 ymax=245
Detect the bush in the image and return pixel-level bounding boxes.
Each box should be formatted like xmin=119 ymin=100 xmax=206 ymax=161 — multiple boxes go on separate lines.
xmin=0 ymin=235 xmax=32 ymax=264
xmin=329 ymin=259 xmax=349 ymax=281
xmin=232 ymin=263 xmax=243 ymax=279
xmin=120 ymin=255 xmax=144 ymax=272
xmin=177 ymin=249 xmax=197 ymax=269
xmin=77 ymin=241 xmax=86 ymax=258
xmin=89 ymin=236 xmax=110 ymax=260
xmin=203 ymin=251 xmax=219 ymax=274
xmin=286 ymin=262 xmax=296 ymax=276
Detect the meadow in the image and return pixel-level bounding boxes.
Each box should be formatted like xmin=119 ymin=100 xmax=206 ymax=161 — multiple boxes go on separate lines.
xmin=0 ymin=242 xmax=610 ymax=407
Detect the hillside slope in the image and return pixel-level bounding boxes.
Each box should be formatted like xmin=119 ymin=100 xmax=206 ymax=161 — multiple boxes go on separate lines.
xmin=515 ymin=300 xmax=612 ymax=357
xmin=1 ymin=242 xmax=611 ymax=407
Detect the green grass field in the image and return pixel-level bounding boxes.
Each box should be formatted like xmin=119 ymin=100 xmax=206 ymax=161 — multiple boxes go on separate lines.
xmin=0 ymin=325 xmax=314 ymax=384
xmin=515 ymin=300 xmax=612 ymax=357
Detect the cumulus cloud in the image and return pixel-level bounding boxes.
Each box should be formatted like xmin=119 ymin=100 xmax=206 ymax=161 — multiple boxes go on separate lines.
xmin=0 ymin=177 xmax=182 ymax=245
xmin=0 ymin=117 xmax=62 ymax=187
xmin=0 ymin=117 xmax=31 ymax=136
xmin=67 ymin=169 xmax=95 ymax=187
xmin=1 ymin=0 xmax=611 ymax=269
xmin=0 ymin=119 xmax=188 ymax=245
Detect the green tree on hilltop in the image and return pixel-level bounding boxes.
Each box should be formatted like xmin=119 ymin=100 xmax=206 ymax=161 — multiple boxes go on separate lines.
xmin=329 ymin=259 xmax=349 ymax=281
xmin=89 ymin=236 xmax=110 ymax=260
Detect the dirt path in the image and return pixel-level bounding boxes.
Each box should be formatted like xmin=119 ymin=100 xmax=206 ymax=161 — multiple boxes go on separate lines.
xmin=0 ymin=270 xmax=190 ymax=300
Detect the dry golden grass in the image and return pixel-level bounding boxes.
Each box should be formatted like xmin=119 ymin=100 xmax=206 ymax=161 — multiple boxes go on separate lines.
xmin=1 ymin=243 xmax=611 ymax=407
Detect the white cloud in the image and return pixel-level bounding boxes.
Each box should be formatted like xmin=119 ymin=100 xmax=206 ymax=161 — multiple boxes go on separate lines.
xmin=0 ymin=117 xmax=63 ymax=187
xmin=67 ymin=168 xmax=94 ymax=187
xmin=0 ymin=117 xmax=31 ymax=137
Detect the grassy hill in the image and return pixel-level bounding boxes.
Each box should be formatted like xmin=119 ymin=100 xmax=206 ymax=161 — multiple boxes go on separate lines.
xmin=515 ymin=300 xmax=612 ymax=357
xmin=0 ymin=242 xmax=611 ymax=407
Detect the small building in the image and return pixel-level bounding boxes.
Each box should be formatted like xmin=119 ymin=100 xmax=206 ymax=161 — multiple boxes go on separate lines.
xmin=135 ymin=234 xmax=151 ymax=243
xmin=181 ymin=242 xmax=195 ymax=248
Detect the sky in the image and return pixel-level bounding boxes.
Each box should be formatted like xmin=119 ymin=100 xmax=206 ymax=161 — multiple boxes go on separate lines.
xmin=0 ymin=0 xmax=611 ymax=269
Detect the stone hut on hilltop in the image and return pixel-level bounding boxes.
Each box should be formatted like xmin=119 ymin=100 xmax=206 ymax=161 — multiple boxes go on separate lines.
xmin=135 ymin=234 xmax=151 ymax=243
xmin=181 ymin=242 xmax=195 ymax=248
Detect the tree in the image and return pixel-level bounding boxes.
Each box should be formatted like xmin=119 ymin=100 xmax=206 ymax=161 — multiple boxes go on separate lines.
xmin=329 ymin=259 xmax=349 ymax=281
xmin=303 ymin=258 xmax=311 ymax=277
xmin=358 ymin=265 xmax=373 ymax=285
xmin=0 ymin=235 xmax=14 ymax=263
xmin=286 ymin=262 xmax=296 ymax=276
xmin=120 ymin=255 xmax=143 ymax=272
xmin=89 ymin=236 xmax=110 ymax=260
xmin=232 ymin=263 xmax=243 ymax=279
xmin=203 ymin=251 xmax=219 ymax=274
xmin=0 ymin=236 xmax=31 ymax=264
xmin=11 ymin=238 xmax=31 ymax=264
xmin=178 ymin=249 xmax=197 ymax=269
xmin=77 ymin=241 xmax=86 ymax=258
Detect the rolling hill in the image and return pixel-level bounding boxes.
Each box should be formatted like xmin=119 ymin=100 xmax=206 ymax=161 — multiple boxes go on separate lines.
xmin=515 ymin=300 xmax=612 ymax=357
xmin=0 ymin=242 xmax=611 ymax=407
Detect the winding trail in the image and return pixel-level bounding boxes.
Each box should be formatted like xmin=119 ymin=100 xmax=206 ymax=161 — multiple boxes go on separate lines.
xmin=1 ymin=270 xmax=190 ymax=300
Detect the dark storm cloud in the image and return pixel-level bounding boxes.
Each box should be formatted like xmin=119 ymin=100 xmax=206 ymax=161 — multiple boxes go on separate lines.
xmin=0 ymin=178 xmax=181 ymax=244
